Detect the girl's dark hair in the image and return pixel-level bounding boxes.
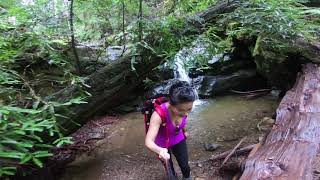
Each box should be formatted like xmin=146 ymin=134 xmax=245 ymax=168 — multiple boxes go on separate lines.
xmin=169 ymin=81 xmax=196 ymax=106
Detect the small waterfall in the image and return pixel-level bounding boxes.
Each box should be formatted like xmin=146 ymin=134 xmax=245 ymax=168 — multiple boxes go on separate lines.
xmin=174 ymin=55 xmax=191 ymax=83
xmin=173 ymin=42 xmax=206 ymax=107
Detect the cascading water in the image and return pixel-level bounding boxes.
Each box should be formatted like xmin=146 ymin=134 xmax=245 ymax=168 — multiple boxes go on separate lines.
xmin=172 ymin=39 xmax=208 ymax=107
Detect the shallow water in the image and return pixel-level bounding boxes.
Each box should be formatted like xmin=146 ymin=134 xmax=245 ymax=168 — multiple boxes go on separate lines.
xmin=60 ymin=95 xmax=279 ymax=180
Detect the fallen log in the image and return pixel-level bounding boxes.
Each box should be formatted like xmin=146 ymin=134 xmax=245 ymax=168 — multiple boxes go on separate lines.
xmin=49 ymin=49 xmax=164 ymax=134
xmin=240 ymin=63 xmax=320 ymax=180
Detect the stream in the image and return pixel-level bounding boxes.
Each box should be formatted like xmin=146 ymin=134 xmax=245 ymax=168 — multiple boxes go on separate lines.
xmin=60 ymin=95 xmax=279 ymax=180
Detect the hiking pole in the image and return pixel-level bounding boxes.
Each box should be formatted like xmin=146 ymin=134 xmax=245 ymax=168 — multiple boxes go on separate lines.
xmin=165 ymin=159 xmax=177 ymax=180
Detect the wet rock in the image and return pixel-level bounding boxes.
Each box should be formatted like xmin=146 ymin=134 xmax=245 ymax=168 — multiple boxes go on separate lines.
xmin=87 ymin=132 xmax=104 ymax=139
xmin=204 ymin=142 xmax=221 ymax=151
xmin=144 ymin=79 xmax=181 ymax=98
xmin=270 ymin=89 xmax=281 ymax=97
xmin=106 ymin=45 xmax=127 ymax=61
xmin=224 ymin=136 xmax=239 ymax=142
xmin=193 ymin=69 xmax=258 ymax=97
xmin=147 ymin=63 xmax=174 ymax=82
xmin=217 ymin=137 xmax=224 ymax=142
xmin=113 ymin=104 xmax=137 ymax=113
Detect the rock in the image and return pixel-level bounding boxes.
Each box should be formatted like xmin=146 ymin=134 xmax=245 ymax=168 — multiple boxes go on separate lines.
xmin=270 ymin=89 xmax=281 ymax=97
xmin=75 ymin=44 xmax=102 ymax=60
xmin=263 ymin=117 xmax=275 ymax=124
xmin=193 ymin=69 xmax=258 ymax=97
xmin=144 ymin=79 xmax=181 ymax=98
xmin=224 ymin=136 xmax=239 ymax=142
xmin=195 ymin=178 xmax=206 ymax=180
xmin=147 ymin=63 xmax=174 ymax=82
xmin=197 ymin=162 xmax=203 ymax=168
xmin=258 ymin=136 xmax=264 ymax=142
xmin=113 ymin=104 xmax=136 ymax=113
xmin=204 ymin=142 xmax=221 ymax=151
xmin=106 ymin=45 xmax=127 ymax=61
xmin=217 ymin=137 xmax=224 ymax=142
xmin=258 ymin=117 xmax=275 ymax=131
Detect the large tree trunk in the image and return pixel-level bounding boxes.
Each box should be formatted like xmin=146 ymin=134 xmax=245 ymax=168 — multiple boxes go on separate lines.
xmin=240 ymin=63 xmax=320 ymax=180
xmin=187 ymin=0 xmax=241 ymax=30
xmin=49 ymin=49 xmax=163 ymax=134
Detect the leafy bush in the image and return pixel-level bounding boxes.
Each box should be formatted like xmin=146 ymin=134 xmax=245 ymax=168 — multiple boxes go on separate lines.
xmin=0 ymin=7 xmax=87 ymax=177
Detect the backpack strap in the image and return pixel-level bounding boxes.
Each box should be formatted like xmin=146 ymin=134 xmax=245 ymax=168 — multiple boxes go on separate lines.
xmin=155 ymin=103 xmax=170 ymax=148
xmin=155 ymin=104 xmax=166 ymax=124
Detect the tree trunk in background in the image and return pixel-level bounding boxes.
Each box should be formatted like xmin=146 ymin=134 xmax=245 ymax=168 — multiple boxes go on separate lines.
xmin=122 ymin=0 xmax=126 ymax=55
xmin=69 ymin=0 xmax=82 ymax=75
xmin=240 ymin=63 xmax=320 ymax=180
xmin=138 ymin=0 xmax=143 ymax=42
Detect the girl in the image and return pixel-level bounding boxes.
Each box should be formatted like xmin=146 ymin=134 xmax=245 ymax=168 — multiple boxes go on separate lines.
xmin=145 ymin=81 xmax=195 ymax=180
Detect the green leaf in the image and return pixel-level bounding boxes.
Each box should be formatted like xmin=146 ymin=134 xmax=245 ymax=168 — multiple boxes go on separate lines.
xmin=20 ymin=154 xmax=33 ymax=164
xmin=0 ymin=139 xmax=18 ymax=145
xmin=17 ymin=141 xmax=34 ymax=148
xmin=32 ymin=157 xmax=43 ymax=168
xmin=0 ymin=167 xmax=16 ymax=176
xmin=302 ymin=9 xmax=320 ymax=15
xmin=25 ymin=127 xmax=43 ymax=132
xmin=0 ymin=152 xmax=23 ymax=159
xmin=32 ymin=151 xmax=53 ymax=158
xmin=2 ymin=106 xmax=41 ymax=114
xmin=34 ymin=144 xmax=53 ymax=148
xmin=13 ymin=130 xmax=26 ymax=135
xmin=51 ymin=39 xmax=68 ymax=45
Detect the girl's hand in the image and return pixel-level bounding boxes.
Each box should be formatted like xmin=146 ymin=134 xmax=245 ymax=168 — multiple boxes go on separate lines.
xmin=159 ymin=148 xmax=170 ymax=160
xmin=184 ymin=131 xmax=189 ymax=139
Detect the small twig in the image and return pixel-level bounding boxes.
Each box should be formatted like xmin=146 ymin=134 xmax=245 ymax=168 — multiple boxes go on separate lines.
xmin=220 ymin=136 xmax=247 ymax=167
xmin=230 ymin=89 xmax=271 ymax=94
xmin=16 ymin=74 xmax=48 ymax=106
xmin=209 ymin=144 xmax=254 ymax=162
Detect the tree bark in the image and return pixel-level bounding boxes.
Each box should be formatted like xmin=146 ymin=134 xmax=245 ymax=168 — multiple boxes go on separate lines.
xmin=187 ymin=0 xmax=241 ymax=29
xmin=138 ymin=0 xmax=143 ymax=42
xmin=69 ymin=0 xmax=82 ymax=75
xmin=240 ymin=63 xmax=320 ymax=180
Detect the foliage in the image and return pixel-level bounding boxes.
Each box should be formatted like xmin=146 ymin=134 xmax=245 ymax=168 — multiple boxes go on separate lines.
xmin=217 ymin=0 xmax=320 ymax=58
xmin=1 ymin=0 xmax=320 ymax=177
xmin=0 ymin=3 xmax=88 ymax=177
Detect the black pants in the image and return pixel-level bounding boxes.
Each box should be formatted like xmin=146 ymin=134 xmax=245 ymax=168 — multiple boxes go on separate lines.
xmin=167 ymin=139 xmax=190 ymax=178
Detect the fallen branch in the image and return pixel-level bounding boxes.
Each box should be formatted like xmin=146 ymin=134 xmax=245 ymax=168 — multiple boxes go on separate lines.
xmin=230 ymin=89 xmax=271 ymax=94
xmin=220 ymin=137 xmax=246 ymax=167
xmin=209 ymin=144 xmax=254 ymax=162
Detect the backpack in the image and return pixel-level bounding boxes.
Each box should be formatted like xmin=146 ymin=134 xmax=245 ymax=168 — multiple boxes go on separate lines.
xmin=141 ymin=96 xmax=168 ymax=134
